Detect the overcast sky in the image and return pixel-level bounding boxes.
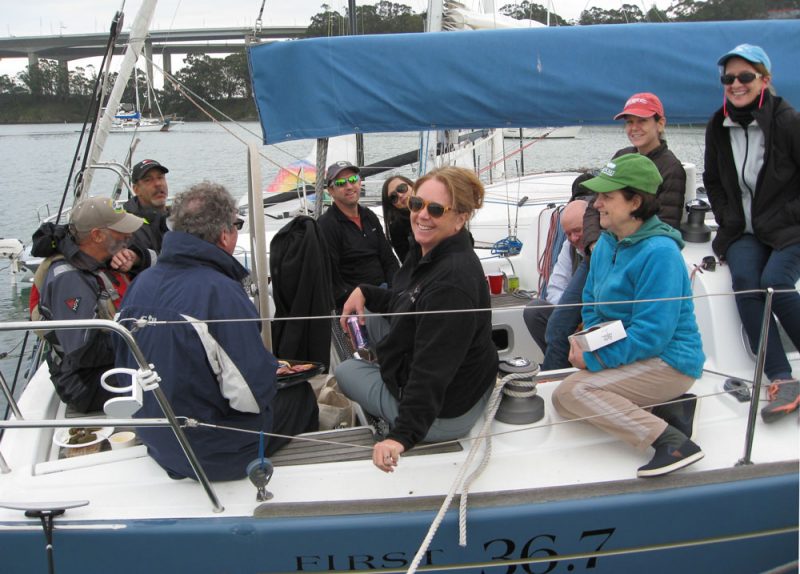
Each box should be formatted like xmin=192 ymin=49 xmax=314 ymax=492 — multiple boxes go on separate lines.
xmin=1 ymin=0 xmax=669 ymax=76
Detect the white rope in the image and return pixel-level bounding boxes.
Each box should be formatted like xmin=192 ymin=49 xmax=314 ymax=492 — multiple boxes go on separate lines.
xmin=407 ymin=370 xmax=536 ymax=574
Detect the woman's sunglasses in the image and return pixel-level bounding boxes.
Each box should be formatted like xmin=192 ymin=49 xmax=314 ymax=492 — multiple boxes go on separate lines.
xmin=388 ymin=183 xmax=410 ymax=205
xmin=720 ymin=72 xmax=762 ymax=85
xmin=332 ymin=174 xmax=360 ymax=188
xmin=408 ymin=195 xmax=452 ymax=218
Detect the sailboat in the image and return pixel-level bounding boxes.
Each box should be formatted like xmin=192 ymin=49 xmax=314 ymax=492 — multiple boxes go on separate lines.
xmin=110 ymin=64 xmax=174 ymax=132
xmin=0 ymin=3 xmax=798 ymax=572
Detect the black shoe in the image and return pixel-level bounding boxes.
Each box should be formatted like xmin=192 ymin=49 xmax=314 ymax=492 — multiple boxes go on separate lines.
xmin=652 ymin=394 xmax=697 ymax=439
xmin=637 ymin=439 xmax=704 ymax=478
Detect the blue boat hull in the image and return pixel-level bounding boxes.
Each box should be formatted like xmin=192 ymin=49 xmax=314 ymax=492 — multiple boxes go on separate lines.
xmin=3 ymin=467 xmax=797 ymax=574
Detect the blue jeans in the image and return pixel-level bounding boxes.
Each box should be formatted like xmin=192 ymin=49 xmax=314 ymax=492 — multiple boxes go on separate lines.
xmin=726 ymin=235 xmax=800 ymax=381
xmin=541 ymin=259 xmax=589 ymax=371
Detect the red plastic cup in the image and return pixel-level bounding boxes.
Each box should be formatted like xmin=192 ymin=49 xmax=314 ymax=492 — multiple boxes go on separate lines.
xmin=488 ymin=273 xmax=503 ymax=295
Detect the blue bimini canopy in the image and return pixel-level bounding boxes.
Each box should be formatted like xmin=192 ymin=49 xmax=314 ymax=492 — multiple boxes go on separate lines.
xmin=248 ymin=20 xmax=800 ymax=144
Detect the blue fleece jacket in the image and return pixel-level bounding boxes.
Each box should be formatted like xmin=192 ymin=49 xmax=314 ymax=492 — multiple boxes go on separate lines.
xmin=581 ymin=216 xmax=705 ymax=378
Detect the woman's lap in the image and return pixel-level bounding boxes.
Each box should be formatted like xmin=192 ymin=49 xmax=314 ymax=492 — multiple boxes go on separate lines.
xmin=334 ymin=358 xmax=490 ymax=443
xmin=552 ymin=358 xmax=694 ymax=450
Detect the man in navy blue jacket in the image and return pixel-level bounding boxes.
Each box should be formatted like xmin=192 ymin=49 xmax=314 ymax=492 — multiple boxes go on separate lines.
xmin=116 ymin=182 xmax=318 ymax=481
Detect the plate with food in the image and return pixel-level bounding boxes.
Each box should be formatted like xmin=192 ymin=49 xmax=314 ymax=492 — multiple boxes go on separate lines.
xmin=276 ymin=360 xmax=325 ymax=389
xmin=53 ymin=426 xmax=115 ymax=449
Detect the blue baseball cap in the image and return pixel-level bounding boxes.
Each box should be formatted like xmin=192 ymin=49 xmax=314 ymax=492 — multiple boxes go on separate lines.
xmin=717 ymin=44 xmax=771 ymax=72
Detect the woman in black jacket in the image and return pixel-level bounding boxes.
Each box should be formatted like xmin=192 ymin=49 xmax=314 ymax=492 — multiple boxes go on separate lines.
xmin=380 ymin=175 xmax=414 ymax=262
xmin=337 ymin=167 xmax=498 ymax=472
xmin=703 ymin=44 xmax=800 ymax=422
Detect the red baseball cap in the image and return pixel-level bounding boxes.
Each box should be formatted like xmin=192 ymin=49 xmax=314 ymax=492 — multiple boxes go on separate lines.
xmin=614 ymin=93 xmax=664 ymax=120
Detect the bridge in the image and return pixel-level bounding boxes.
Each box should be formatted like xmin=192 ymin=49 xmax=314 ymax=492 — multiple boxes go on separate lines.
xmin=0 ymin=26 xmax=307 ymax=77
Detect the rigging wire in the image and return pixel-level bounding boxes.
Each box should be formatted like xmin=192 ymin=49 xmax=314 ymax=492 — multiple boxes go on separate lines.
xmin=58 ymin=11 xmax=123 ymax=218
xmin=145 ymin=55 xmax=311 ymax=174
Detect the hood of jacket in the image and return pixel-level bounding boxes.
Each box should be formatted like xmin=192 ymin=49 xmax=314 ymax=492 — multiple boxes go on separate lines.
xmin=604 ymin=215 xmax=684 ymax=250
xmin=158 ymin=230 xmax=250 ymax=282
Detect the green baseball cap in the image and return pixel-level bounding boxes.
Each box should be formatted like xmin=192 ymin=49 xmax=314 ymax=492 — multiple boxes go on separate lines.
xmin=581 ymin=154 xmax=663 ymax=195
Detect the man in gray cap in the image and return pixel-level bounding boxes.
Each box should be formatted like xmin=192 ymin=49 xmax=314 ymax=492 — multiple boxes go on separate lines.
xmin=317 ymin=160 xmax=399 ymax=309
xmin=32 ymin=197 xmax=143 ymax=413
xmin=123 ymin=159 xmax=171 ymax=263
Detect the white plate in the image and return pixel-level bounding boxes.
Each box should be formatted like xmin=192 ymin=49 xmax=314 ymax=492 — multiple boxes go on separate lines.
xmin=53 ymin=426 xmax=115 ymax=449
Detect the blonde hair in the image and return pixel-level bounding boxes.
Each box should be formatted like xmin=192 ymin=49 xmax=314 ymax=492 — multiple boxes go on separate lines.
xmin=413 ymin=167 xmax=485 ymax=218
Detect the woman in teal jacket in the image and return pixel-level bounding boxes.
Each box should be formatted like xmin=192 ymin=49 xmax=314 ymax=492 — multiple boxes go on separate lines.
xmin=552 ymin=154 xmax=705 ymax=479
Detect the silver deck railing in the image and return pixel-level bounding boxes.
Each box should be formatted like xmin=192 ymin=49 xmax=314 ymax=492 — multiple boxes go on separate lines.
xmin=0 ymin=318 xmax=224 ymax=513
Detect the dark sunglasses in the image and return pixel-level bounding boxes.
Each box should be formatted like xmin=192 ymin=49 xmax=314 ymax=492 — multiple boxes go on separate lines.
xmin=388 ymin=183 xmax=410 ymax=205
xmin=232 ymin=217 xmax=245 ymax=230
xmin=720 ymin=72 xmax=761 ymax=85
xmin=407 ymin=195 xmax=452 ymax=218
xmin=332 ymin=174 xmax=360 ymax=188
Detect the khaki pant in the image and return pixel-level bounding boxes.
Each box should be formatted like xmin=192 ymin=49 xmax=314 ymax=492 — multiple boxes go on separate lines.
xmin=552 ymin=357 xmax=694 ymax=450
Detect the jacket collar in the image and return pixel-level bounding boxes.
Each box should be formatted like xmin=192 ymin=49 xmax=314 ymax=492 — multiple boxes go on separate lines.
xmin=159 ymin=231 xmax=250 ymax=282
xmin=411 ymin=227 xmax=473 ymax=266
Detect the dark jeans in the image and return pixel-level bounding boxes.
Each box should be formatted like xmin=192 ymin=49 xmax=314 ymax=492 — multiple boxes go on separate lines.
xmin=726 ymin=235 xmax=800 ymax=381
xmin=540 ymin=259 xmax=589 ymax=371
xmin=522 ymin=299 xmax=555 ymax=355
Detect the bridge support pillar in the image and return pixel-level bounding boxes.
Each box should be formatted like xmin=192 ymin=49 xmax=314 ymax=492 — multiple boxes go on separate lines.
xmin=144 ymin=40 xmax=155 ymax=86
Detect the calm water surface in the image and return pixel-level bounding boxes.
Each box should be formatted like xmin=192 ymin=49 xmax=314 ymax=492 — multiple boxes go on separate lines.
xmin=0 ymin=122 xmax=707 ymax=396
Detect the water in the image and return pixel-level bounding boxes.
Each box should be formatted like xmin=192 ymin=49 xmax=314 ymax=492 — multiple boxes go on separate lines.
xmin=0 ymin=122 xmax=707 ymax=402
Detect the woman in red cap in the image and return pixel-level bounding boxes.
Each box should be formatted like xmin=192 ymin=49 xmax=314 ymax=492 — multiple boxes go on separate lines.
xmin=538 ymin=92 xmax=686 ymax=372
xmin=601 ymin=92 xmax=687 ymax=240
xmin=703 ymin=44 xmax=800 ymax=423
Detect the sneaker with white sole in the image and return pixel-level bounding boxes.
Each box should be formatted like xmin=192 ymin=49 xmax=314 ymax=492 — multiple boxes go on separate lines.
xmin=637 ymin=439 xmax=704 ymax=478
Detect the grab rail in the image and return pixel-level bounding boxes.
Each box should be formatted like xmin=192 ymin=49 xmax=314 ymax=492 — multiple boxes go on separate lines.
xmin=0 ymin=319 xmax=224 ymax=513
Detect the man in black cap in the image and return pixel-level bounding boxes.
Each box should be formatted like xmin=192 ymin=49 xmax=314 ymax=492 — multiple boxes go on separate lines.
xmin=123 ymin=159 xmax=171 ymax=263
xmin=317 ymin=160 xmax=399 ymax=309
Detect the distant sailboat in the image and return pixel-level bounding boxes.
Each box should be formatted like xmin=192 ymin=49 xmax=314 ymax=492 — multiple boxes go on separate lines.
xmin=110 ymin=65 xmax=175 ymax=132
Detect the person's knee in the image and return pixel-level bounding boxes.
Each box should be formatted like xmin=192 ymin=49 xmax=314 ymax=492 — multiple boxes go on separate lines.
xmin=552 ymin=379 xmax=583 ymax=418
xmin=730 ymin=267 xmax=760 ymax=291
xmin=334 ymin=360 xmax=359 ymax=393
xmin=759 ymin=265 xmax=796 ymax=290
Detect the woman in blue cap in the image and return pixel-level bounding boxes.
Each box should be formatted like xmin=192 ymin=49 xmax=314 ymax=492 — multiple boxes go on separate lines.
xmin=552 ymin=154 xmax=705 ymax=479
xmin=703 ymin=44 xmax=800 ymax=423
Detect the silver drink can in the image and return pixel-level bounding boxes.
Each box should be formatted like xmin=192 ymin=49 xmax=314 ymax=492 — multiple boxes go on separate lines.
xmin=346 ymin=316 xmax=369 ymax=350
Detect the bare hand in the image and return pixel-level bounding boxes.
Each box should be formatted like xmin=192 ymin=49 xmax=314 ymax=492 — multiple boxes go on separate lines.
xmin=110 ymin=248 xmax=138 ymax=272
xmin=339 ymin=287 xmax=367 ymax=335
xmin=372 ymin=438 xmax=405 ymax=473
xmin=568 ymin=337 xmax=587 ymax=370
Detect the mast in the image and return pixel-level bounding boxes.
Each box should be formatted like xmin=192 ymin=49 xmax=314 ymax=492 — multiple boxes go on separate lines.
xmin=77 ymin=0 xmax=158 ymax=199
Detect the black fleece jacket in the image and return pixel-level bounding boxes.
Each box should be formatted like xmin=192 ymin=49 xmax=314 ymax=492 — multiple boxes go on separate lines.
xmin=318 ymin=202 xmax=399 ymax=309
xmin=360 ymin=229 xmax=497 ymax=451
xmin=703 ymin=93 xmax=800 ymax=257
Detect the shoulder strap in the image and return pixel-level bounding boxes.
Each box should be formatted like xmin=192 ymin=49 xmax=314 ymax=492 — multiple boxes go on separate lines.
xmin=30 ymin=254 xmax=66 ymax=321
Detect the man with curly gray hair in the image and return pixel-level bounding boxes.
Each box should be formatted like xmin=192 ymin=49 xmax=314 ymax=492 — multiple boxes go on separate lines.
xmin=116 ymin=182 xmax=318 ymax=481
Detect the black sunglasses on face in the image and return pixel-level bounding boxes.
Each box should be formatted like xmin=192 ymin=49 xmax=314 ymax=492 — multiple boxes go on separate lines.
xmin=720 ymin=72 xmax=761 ymax=85
xmin=389 ymin=183 xmax=410 ymax=205
xmin=407 ymin=195 xmax=452 ymax=218
xmin=232 ymin=217 xmax=245 ymax=230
